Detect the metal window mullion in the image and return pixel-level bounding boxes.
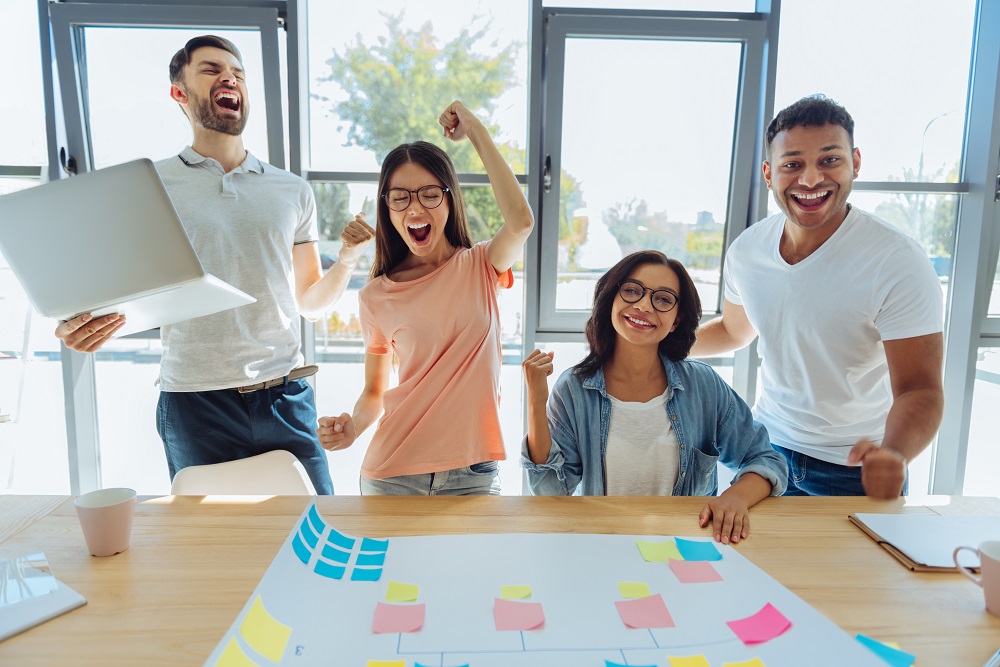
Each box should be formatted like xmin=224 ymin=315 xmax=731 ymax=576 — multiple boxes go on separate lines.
xmin=287 ymin=0 xmax=307 ymax=175
xmin=933 ymin=0 xmax=1000 ymax=495
xmin=851 ymin=181 xmax=969 ymax=194
xmin=0 ymin=166 xmax=44 ymax=178
xmin=259 ymin=21 xmax=285 ymax=169
xmin=303 ymin=171 xmax=528 ymax=186
xmin=537 ymin=14 xmax=572 ymax=333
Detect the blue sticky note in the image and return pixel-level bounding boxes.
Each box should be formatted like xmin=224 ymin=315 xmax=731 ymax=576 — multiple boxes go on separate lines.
xmin=321 ymin=543 xmax=352 ymax=564
xmin=356 ymin=551 xmax=387 ymax=567
xmin=299 ymin=519 xmax=319 ymax=549
xmin=674 ymin=538 xmax=722 ymax=561
xmin=605 ymin=661 xmax=656 ymax=667
xmin=313 ymin=559 xmax=345 ymax=579
xmin=361 ymin=537 xmax=390 ymax=552
xmin=326 ymin=528 xmax=356 ymax=550
xmin=856 ymin=634 xmax=916 ymax=667
xmin=351 ymin=567 xmax=383 ymax=582
xmin=292 ymin=532 xmax=311 ymax=564
xmin=307 ymin=504 xmax=327 ymax=535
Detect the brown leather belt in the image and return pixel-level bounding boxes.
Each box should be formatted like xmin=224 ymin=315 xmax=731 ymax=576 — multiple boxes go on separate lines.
xmin=233 ymin=365 xmax=318 ymax=393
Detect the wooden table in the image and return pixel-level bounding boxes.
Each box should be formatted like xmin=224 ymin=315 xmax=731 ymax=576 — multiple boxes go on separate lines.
xmin=1 ymin=495 xmax=998 ymax=666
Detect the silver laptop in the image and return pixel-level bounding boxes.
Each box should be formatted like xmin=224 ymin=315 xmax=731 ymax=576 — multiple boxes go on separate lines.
xmin=0 ymin=158 xmax=255 ymax=338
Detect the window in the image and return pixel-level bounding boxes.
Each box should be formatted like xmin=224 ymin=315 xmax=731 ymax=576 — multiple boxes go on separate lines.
xmin=306 ymin=0 xmax=528 ymax=174
xmin=0 ymin=1 xmax=46 ymax=166
xmin=965 ymin=348 xmax=1000 ymax=495
xmin=82 ymin=28 xmax=271 ymax=168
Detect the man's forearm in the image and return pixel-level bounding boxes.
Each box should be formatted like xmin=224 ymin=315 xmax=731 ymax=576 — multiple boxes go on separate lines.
xmin=299 ymin=258 xmax=357 ymax=321
xmin=691 ymin=316 xmax=751 ymax=357
xmin=881 ymin=388 xmax=945 ymax=461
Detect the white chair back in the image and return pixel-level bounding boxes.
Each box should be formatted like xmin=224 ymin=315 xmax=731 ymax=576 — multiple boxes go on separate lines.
xmin=170 ymin=450 xmax=316 ymax=495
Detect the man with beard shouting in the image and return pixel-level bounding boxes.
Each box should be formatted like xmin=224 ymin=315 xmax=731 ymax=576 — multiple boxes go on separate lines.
xmin=55 ymin=35 xmax=373 ymax=494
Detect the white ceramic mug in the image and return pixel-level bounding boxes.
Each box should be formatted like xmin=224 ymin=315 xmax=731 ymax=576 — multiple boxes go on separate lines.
xmin=953 ymin=540 xmax=1000 ymax=617
xmin=74 ymin=487 xmax=137 ymax=557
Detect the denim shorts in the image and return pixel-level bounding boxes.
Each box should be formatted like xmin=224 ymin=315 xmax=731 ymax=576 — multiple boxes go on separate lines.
xmin=156 ymin=378 xmax=334 ymax=495
xmin=774 ymin=444 xmax=907 ymax=497
xmin=360 ymin=461 xmax=501 ymax=496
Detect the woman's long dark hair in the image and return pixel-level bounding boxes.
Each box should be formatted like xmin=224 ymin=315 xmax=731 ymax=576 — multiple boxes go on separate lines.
xmin=574 ymin=251 xmax=701 ymax=377
xmin=370 ymin=141 xmax=472 ymax=279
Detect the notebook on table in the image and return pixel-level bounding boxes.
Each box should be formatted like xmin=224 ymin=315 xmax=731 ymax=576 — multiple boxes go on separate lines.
xmin=850 ymin=512 xmax=1000 ymax=572
xmin=0 ymin=158 xmax=254 ymax=337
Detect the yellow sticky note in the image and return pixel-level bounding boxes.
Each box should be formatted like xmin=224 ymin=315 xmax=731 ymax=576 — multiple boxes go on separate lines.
xmin=501 ymin=585 xmax=533 ymax=599
xmin=214 ymin=637 xmax=261 ymax=667
xmin=723 ymin=659 xmax=767 ymax=667
xmin=669 ymin=656 xmax=711 ymax=667
xmin=240 ymin=595 xmax=292 ymax=663
xmin=366 ymin=662 xmax=406 ymax=667
xmin=385 ymin=581 xmax=420 ymax=602
xmin=618 ymin=582 xmax=652 ymax=599
xmin=636 ymin=539 xmax=683 ymax=562
xmin=884 ymin=641 xmax=901 ymax=649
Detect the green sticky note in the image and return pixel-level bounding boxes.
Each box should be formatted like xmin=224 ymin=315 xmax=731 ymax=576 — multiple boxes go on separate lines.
xmin=501 ymin=585 xmax=532 ymax=599
xmin=385 ymin=581 xmax=420 ymax=602
xmin=636 ymin=539 xmax=683 ymax=562
xmin=618 ymin=582 xmax=652 ymax=599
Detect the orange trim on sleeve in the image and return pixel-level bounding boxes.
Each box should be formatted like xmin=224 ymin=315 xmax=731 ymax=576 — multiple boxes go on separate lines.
xmin=499 ymin=267 xmax=514 ymax=289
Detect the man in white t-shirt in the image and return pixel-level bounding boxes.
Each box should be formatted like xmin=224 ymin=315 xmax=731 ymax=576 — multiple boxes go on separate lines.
xmin=692 ymin=95 xmax=944 ymax=499
xmin=55 ymin=36 xmax=374 ymax=493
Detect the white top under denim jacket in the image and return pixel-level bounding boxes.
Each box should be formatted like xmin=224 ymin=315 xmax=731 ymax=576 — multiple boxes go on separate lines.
xmin=521 ymin=354 xmax=788 ymax=497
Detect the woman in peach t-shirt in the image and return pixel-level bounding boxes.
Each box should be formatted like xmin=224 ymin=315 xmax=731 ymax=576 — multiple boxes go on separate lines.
xmin=317 ymin=101 xmax=534 ymax=495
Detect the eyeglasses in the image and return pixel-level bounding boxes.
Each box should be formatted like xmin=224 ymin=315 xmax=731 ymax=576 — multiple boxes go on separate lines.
xmin=382 ymin=185 xmax=450 ymax=212
xmin=618 ymin=281 xmax=679 ymax=313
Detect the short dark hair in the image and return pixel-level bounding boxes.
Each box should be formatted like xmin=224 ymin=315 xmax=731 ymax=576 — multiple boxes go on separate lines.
xmin=765 ymin=94 xmax=855 ymax=160
xmin=169 ymin=35 xmax=242 ymax=85
xmin=371 ymin=141 xmax=472 ymax=279
xmin=575 ymin=251 xmax=702 ymax=378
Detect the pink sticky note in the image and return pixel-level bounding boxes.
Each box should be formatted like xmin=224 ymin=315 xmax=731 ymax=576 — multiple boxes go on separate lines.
xmin=372 ymin=602 xmax=425 ymax=634
xmin=493 ymin=598 xmax=545 ymax=631
xmin=726 ymin=602 xmax=791 ymax=645
xmin=614 ymin=593 xmax=675 ymax=629
xmin=669 ymin=560 xmax=723 ymax=584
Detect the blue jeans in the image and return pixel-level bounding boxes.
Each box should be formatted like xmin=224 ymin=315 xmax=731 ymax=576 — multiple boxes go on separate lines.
xmin=156 ymin=379 xmax=333 ymax=495
xmin=774 ymin=445 xmax=908 ymax=497
xmin=360 ymin=461 xmax=501 ymax=496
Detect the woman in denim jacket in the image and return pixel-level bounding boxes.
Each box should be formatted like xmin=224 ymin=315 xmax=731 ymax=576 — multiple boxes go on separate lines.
xmin=521 ymin=251 xmax=787 ymax=544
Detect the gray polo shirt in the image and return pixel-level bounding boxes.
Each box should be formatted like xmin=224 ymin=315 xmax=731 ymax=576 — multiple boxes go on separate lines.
xmin=155 ymin=147 xmax=318 ymax=392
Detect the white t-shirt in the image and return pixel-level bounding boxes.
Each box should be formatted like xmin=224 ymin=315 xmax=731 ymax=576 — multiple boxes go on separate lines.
xmin=155 ymin=148 xmax=318 ymax=392
xmin=723 ymin=205 xmax=944 ymax=465
xmin=605 ymin=389 xmax=679 ymax=495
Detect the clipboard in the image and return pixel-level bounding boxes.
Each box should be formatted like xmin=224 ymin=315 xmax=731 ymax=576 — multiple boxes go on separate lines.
xmin=849 ymin=513 xmax=1000 ymax=572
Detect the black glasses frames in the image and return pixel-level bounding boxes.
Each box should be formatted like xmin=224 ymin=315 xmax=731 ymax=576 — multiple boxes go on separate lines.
xmin=617 ymin=281 xmax=679 ymax=313
xmin=382 ymin=185 xmax=450 ymax=212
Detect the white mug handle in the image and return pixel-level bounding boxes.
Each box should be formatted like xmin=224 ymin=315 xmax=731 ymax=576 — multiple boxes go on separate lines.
xmin=953 ymin=545 xmax=983 ymax=586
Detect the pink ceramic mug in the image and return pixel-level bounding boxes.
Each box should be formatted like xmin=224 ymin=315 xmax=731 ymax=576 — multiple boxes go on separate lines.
xmin=953 ymin=540 xmax=1000 ymax=617
xmin=74 ymin=487 xmax=137 ymax=557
